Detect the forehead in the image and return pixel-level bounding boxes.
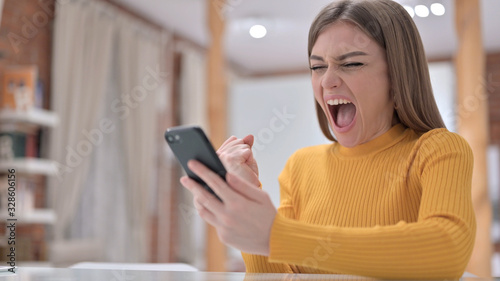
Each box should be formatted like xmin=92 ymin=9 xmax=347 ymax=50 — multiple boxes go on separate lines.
xmin=311 ymin=21 xmax=379 ymax=56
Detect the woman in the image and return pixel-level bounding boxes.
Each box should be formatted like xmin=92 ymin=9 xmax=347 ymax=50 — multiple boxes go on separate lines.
xmin=180 ymin=0 xmax=476 ymax=279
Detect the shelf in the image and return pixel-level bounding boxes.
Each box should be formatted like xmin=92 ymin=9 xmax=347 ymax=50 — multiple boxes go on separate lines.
xmin=15 ymin=261 xmax=53 ymax=268
xmin=0 ymin=108 xmax=59 ymax=128
xmin=0 ymin=158 xmax=58 ymax=176
xmin=0 ymin=209 xmax=56 ymax=224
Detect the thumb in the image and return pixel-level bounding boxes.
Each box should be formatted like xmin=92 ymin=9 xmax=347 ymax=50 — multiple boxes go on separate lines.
xmin=242 ymin=134 xmax=254 ymax=148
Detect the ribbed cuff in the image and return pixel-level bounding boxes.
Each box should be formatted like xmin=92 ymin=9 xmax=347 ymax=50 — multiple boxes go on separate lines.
xmin=268 ymin=213 xmax=311 ymax=266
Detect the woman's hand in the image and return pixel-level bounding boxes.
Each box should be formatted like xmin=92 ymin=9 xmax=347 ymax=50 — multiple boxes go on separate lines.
xmin=180 ymin=160 xmax=276 ymax=256
xmin=217 ymin=135 xmax=260 ymax=187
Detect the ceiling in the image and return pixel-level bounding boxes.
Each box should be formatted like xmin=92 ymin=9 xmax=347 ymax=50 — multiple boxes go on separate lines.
xmin=112 ymin=0 xmax=500 ymax=75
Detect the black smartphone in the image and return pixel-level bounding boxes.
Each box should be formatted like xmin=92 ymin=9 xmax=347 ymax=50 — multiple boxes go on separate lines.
xmin=165 ymin=125 xmax=226 ymax=201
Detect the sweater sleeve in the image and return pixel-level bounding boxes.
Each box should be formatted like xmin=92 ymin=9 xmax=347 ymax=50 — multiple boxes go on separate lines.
xmin=267 ymin=132 xmax=476 ymax=279
xmin=241 ymin=155 xmax=297 ymax=273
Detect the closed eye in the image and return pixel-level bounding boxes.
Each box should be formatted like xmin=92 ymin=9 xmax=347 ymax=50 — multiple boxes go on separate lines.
xmin=310 ymin=65 xmax=327 ymax=72
xmin=342 ymin=62 xmax=364 ymax=68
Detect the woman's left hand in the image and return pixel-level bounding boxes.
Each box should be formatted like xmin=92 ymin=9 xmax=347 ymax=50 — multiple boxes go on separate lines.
xmin=180 ymin=160 xmax=277 ymax=256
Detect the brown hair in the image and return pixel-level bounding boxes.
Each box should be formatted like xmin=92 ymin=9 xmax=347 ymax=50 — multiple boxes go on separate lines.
xmin=309 ymin=0 xmax=446 ymax=141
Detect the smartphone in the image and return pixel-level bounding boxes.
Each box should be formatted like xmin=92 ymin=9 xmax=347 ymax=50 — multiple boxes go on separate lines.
xmin=165 ymin=125 xmax=226 ymax=201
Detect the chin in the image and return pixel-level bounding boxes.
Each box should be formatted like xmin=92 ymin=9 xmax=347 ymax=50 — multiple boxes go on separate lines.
xmin=333 ymin=129 xmax=359 ymax=147
xmin=336 ymin=136 xmax=359 ymax=148
xmin=330 ymin=120 xmax=360 ymax=147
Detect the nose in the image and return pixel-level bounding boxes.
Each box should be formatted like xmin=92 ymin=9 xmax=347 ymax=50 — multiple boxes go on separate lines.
xmin=321 ymin=67 xmax=342 ymax=89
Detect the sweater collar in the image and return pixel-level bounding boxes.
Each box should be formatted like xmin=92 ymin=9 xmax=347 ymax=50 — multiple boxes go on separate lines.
xmin=334 ymin=123 xmax=408 ymax=157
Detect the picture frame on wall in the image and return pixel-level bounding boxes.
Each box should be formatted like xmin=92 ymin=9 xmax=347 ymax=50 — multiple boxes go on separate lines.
xmin=0 ymin=65 xmax=38 ymax=111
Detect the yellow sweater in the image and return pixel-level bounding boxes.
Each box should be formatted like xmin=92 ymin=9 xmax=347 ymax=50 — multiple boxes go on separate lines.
xmin=242 ymin=124 xmax=476 ymax=279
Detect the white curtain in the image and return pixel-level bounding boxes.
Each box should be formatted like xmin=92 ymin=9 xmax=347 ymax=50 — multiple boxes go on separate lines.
xmin=49 ymin=0 xmax=169 ymax=263
xmin=179 ymin=43 xmax=208 ymax=131
xmin=176 ymin=43 xmax=208 ymax=269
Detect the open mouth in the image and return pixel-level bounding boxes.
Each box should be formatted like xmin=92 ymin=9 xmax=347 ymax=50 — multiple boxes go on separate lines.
xmin=327 ymin=99 xmax=357 ymax=129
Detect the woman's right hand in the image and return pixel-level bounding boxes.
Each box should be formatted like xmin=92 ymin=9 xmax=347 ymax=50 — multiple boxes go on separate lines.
xmin=217 ymin=135 xmax=260 ymax=187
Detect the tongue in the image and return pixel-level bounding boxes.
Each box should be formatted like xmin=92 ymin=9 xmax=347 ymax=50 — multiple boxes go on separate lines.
xmin=336 ymin=103 xmax=356 ymax=127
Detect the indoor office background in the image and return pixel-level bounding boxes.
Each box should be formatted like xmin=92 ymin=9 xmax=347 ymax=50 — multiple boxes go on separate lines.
xmin=0 ymin=0 xmax=498 ymax=277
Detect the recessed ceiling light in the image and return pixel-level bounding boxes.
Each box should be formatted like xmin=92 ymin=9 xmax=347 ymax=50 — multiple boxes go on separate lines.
xmin=415 ymin=5 xmax=430 ymax=18
xmin=403 ymin=5 xmax=415 ymax=18
xmin=249 ymin=24 xmax=267 ymax=39
xmin=430 ymin=3 xmax=445 ymax=16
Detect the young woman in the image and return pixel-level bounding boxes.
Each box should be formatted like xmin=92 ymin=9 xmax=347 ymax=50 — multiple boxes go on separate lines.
xmin=180 ymin=0 xmax=475 ymax=279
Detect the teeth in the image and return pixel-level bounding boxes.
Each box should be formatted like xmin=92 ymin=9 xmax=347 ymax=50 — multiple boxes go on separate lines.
xmin=326 ymin=99 xmax=352 ymax=105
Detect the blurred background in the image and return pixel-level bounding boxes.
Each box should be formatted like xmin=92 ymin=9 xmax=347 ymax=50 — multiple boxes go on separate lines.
xmin=0 ymin=0 xmax=498 ymax=277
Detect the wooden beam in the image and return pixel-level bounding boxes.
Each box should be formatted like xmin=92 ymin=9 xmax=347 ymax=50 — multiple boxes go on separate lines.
xmin=206 ymin=0 xmax=227 ymax=272
xmin=455 ymin=0 xmax=492 ymax=277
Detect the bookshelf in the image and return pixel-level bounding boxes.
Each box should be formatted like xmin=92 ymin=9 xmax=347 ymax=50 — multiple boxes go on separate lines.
xmin=0 ymin=108 xmax=59 ymax=174
xmin=0 ymin=107 xmax=59 ymax=263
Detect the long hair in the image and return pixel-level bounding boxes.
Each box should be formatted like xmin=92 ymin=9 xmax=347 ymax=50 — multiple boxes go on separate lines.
xmin=309 ymin=0 xmax=446 ymax=141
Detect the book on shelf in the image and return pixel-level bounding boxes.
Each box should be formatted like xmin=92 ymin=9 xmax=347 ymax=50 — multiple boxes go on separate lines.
xmin=1 ymin=65 xmax=38 ymax=111
xmin=0 ymin=176 xmax=35 ymax=216
xmin=0 ymin=226 xmax=48 ymax=261
xmin=0 ymin=123 xmax=39 ymax=160
xmin=35 ymin=79 xmax=44 ymax=109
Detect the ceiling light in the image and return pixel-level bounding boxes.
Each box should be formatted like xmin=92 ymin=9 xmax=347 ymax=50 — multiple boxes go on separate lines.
xmin=414 ymin=5 xmax=430 ymax=17
xmin=430 ymin=3 xmax=445 ymax=16
xmin=403 ymin=5 xmax=415 ymax=18
xmin=249 ymin=25 xmax=267 ymax=39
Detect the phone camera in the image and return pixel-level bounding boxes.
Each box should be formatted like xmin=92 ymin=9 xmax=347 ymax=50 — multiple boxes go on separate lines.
xmin=167 ymin=134 xmax=181 ymax=143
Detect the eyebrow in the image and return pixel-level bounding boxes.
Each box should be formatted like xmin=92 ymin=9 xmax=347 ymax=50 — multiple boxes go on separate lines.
xmin=310 ymin=51 xmax=368 ymax=62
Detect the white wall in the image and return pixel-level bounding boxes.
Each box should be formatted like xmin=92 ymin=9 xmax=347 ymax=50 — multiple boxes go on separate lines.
xmin=429 ymin=62 xmax=456 ymax=132
xmin=229 ymin=62 xmax=456 ymax=207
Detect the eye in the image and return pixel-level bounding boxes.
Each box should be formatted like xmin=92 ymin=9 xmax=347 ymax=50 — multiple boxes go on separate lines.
xmin=342 ymin=62 xmax=364 ymax=68
xmin=310 ymin=65 xmax=327 ymax=73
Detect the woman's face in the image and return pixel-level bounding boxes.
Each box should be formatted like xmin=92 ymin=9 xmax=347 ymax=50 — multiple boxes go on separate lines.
xmin=310 ymin=21 xmax=394 ymax=148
